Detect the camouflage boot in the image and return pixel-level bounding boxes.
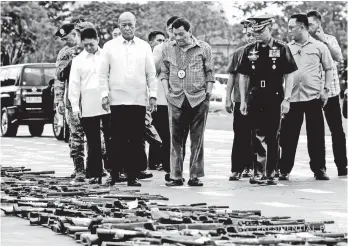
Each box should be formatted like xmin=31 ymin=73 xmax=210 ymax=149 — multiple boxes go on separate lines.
xmin=73 ymin=157 xmax=85 ymax=182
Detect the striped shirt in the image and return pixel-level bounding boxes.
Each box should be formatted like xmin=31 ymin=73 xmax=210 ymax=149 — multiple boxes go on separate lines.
xmin=325 ymin=34 xmax=341 ymax=98
xmin=160 ymin=36 xmax=215 ymax=108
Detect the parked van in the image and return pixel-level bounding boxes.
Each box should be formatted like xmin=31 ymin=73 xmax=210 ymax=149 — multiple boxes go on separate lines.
xmin=0 ymin=63 xmax=56 ymax=137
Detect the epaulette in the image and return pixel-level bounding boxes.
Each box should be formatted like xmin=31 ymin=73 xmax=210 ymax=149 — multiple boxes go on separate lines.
xmin=274 ymin=39 xmax=287 ymax=46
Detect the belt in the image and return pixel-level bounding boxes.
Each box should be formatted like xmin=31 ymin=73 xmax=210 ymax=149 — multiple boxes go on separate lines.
xmin=251 ymin=80 xmax=268 ymax=88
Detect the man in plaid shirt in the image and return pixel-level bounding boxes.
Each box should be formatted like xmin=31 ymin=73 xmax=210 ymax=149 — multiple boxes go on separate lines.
xmin=160 ymin=17 xmax=215 ymax=187
xmin=307 ymin=11 xmax=347 ymax=176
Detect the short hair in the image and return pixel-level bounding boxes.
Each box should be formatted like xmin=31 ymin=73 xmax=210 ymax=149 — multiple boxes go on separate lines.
xmin=148 ymin=31 xmax=166 ymax=42
xmin=113 ymin=24 xmax=119 ymax=30
xmin=166 ymin=16 xmax=180 ymax=27
xmin=290 ymin=13 xmax=309 ymax=29
xmin=71 ymin=18 xmax=86 ymax=24
xmin=307 ymin=10 xmax=322 ymax=22
xmin=172 ymin=17 xmax=191 ymax=32
xmin=81 ymin=28 xmax=98 ymax=41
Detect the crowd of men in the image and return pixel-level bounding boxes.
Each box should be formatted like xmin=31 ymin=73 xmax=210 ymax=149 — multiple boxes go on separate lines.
xmin=54 ymin=10 xmax=347 ymax=187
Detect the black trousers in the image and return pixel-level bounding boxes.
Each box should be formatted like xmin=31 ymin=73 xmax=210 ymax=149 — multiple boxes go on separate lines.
xmin=81 ymin=114 xmax=110 ymax=178
xmin=323 ymin=95 xmax=347 ymax=171
xmin=231 ymin=102 xmax=253 ymax=173
xmin=110 ymin=105 xmax=146 ymax=180
xmin=249 ymin=100 xmax=282 ymax=177
xmin=279 ymin=99 xmax=326 ymax=175
xmin=148 ymin=105 xmax=171 ymax=173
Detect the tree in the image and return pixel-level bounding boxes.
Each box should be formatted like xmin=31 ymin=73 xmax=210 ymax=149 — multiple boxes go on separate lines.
xmin=233 ymin=1 xmax=348 ymax=57
xmin=70 ymin=1 xmax=231 ymax=47
xmin=1 ymin=1 xmax=64 ymax=65
xmin=38 ymin=1 xmax=75 ymax=27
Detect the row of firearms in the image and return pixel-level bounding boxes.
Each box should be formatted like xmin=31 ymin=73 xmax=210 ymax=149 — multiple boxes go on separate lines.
xmin=1 ymin=166 xmax=347 ymax=246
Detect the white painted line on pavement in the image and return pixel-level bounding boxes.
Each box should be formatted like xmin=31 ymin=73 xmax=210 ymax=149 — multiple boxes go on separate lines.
xmin=259 ymin=202 xmax=300 ymax=208
xmin=198 ymin=191 xmax=234 ymax=197
xmin=297 ymin=189 xmax=334 ymax=194
xmin=321 ymin=211 xmax=348 ymax=217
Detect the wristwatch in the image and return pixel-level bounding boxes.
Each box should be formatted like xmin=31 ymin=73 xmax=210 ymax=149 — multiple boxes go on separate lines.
xmin=206 ymin=92 xmax=212 ymax=100
xmin=284 ymin=97 xmax=291 ymax=102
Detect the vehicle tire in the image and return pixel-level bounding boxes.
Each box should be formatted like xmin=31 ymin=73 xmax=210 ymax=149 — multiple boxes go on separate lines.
xmin=53 ymin=112 xmax=64 ymax=140
xmin=29 ymin=124 xmax=44 ymax=137
xmin=1 ymin=108 xmax=18 ymax=137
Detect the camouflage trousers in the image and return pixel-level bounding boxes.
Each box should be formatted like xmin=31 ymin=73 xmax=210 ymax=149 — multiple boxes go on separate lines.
xmin=65 ymin=106 xmax=85 ymax=173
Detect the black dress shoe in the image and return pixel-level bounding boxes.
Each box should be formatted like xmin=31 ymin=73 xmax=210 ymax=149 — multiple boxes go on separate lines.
xmin=106 ymin=175 xmax=127 ymax=186
xmin=229 ymin=172 xmax=240 ymax=181
xmin=338 ymin=168 xmax=347 ymax=176
xmin=138 ymin=171 xmax=153 ymax=179
xmin=315 ymin=173 xmax=330 ymax=180
xmin=165 ymin=173 xmax=171 ymax=181
xmin=266 ymin=177 xmax=277 ymax=185
xmin=128 ymin=180 xmax=141 ymax=186
xmin=165 ymin=173 xmax=185 ymax=182
xmin=89 ymin=177 xmax=102 ymax=184
xmin=188 ymin=178 xmax=203 ymax=187
xmin=165 ymin=179 xmax=184 ymax=187
xmin=278 ymin=173 xmax=290 ymax=181
xmin=274 ymin=170 xmax=280 ymax=178
xmin=242 ymin=169 xmax=252 ymax=178
xmin=249 ymin=176 xmax=266 ymax=185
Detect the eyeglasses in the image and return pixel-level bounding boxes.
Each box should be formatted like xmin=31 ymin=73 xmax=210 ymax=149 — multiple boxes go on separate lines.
xmin=246 ymin=33 xmax=254 ymax=37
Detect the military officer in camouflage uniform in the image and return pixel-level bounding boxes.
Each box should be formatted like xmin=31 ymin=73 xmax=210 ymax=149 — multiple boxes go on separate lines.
xmin=237 ymin=15 xmax=298 ymax=185
xmin=55 ymin=22 xmax=87 ymax=181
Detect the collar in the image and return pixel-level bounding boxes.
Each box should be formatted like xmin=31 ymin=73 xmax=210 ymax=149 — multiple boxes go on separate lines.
xmin=120 ymin=35 xmax=136 ymax=44
xmin=82 ymin=47 xmax=101 ymax=57
xmin=260 ymin=37 xmax=274 ymax=48
xmin=172 ymin=36 xmax=201 ymax=48
xmin=290 ymin=34 xmax=315 ymax=47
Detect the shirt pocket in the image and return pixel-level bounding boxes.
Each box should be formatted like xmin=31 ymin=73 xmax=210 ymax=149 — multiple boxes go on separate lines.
xmin=190 ymin=53 xmax=204 ymax=72
xmin=303 ymin=48 xmax=320 ymax=66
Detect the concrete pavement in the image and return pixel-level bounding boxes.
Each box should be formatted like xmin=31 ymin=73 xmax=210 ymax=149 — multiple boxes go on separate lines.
xmin=0 ymin=124 xmax=347 ymax=246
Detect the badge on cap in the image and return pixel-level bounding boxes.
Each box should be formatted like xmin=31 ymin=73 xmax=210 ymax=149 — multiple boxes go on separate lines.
xmin=60 ymin=29 xmax=65 ymax=35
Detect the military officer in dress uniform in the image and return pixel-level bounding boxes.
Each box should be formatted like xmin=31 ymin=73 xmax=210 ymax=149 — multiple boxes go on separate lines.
xmin=237 ymin=15 xmax=298 ymax=185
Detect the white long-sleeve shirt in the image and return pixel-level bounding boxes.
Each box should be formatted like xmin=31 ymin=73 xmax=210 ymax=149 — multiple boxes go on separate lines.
xmin=99 ymin=36 xmax=157 ymax=106
xmin=68 ymin=48 xmax=109 ymax=117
